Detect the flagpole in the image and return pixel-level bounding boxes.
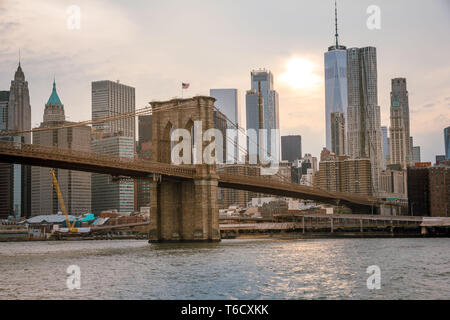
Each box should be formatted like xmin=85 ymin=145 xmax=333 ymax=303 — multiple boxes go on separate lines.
xmin=181 ymin=82 xmax=189 ymax=99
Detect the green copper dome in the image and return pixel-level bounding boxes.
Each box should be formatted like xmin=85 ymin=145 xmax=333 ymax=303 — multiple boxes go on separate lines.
xmin=46 ymin=80 xmax=63 ymax=107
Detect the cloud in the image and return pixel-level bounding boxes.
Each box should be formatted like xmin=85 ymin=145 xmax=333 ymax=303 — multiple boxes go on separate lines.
xmin=0 ymin=0 xmax=144 ymax=128
xmin=0 ymin=0 xmax=449 ymax=163
xmin=0 ymin=21 xmax=19 ymax=32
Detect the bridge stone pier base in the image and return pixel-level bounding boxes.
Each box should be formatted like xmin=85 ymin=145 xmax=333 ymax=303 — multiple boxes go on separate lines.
xmin=148 ymin=96 xmax=221 ymax=242
xmin=148 ymin=165 xmax=220 ymax=242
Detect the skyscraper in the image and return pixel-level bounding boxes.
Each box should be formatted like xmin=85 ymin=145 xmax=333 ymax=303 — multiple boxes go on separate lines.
xmin=246 ymin=69 xmax=280 ymax=160
xmin=32 ymin=81 xmax=91 ymax=216
xmin=0 ymin=91 xmax=9 ymax=131
xmin=91 ymin=80 xmax=136 ymax=214
xmin=412 ymin=146 xmax=421 ymax=164
xmin=281 ymin=135 xmax=302 ymax=162
xmin=0 ymin=135 xmax=29 ymax=219
xmin=445 ymin=126 xmax=450 ymax=160
xmin=324 ymin=1 xmax=348 ymax=152
xmin=92 ymin=135 xmax=135 ymax=214
xmin=410 ymin=136 xmax=414 ymax=156
xmin=390 ymin=78 xmax=412 ymax=168
xmin=8 ymin=62 xmax=31 ymax=143
xmin=381 ymin=126 xmax=389 ymax=168
xmin=92 ymin=80 xmax=135 ymax=139
xmin=346 ymin=46 xmax=383 ymax=192
xmin=135 ymin=114 xmax=152 ymax=211
xmin=389 ymin=94 xmax=408 ymax=169
xmin=210 ymin=89 xmax=243 ymax=162
xmin=0 ymin=92 xmax=10 ymax=218
xmin=210 ymin=89 xmax=241 ymax=128
xmin=0 ymin=63 xmax=32 ymax=218
xmin=137 ymin=114 xmax=152 ymax=160
xmin=330 ymin=112 xmax=345 ymax=155
xmin=245 ymin=89 xmax=259 ymax=160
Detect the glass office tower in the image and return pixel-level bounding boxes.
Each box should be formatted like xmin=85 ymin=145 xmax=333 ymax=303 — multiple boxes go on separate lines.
xmin=324 ymin=1 xmax=347 ymax=152
xmin=325 ymin=46 xmax=348 ymax=152
xmin=246 ymin=69 xmax=280 ymax=161
xmin=210 ymin=89 xmax=244 ymax=162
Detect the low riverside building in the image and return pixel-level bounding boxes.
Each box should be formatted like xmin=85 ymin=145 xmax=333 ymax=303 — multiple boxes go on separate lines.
xmin=24 ymin=214 xmax=78 ymax=239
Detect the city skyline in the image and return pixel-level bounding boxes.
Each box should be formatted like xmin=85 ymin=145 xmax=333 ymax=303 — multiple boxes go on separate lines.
xmin=1 ymin=1 xmax=450 ymax=305
xmin=0 ymin=0 xmax=449 ymax=162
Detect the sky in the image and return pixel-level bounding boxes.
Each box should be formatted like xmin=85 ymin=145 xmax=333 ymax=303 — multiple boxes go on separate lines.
xmin=0 ymin=0 xmax=449 ymax=162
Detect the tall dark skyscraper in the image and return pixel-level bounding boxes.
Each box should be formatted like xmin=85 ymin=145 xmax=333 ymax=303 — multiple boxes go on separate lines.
xmin=281 ymin=135 xmax=302 ymax=162
xmin=135 ymin=114 xmax=153 ymax=211
xmin=0 ymin=91 xmax=9 ymax=131
xmin=138 ymin=114 xmax=152 ymax=152
xmin=0 ymin=91 xmax=12 ymax=219
xmin=445 ymin=126 xmax=450 ymax=160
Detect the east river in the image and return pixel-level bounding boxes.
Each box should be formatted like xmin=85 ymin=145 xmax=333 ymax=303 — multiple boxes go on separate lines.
xmin=0 ymin=238 xmax=448 ymax=299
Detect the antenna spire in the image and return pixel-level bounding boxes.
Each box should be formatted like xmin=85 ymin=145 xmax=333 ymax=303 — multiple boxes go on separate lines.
xmin=19 ymin=48 xmax=21 ymax=66
xmin=334 ymin=0 xmax=339 ymax=47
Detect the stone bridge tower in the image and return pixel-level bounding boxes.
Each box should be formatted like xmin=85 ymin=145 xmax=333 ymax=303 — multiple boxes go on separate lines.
xmin=148 ymin=96 xmax=220 ymax=242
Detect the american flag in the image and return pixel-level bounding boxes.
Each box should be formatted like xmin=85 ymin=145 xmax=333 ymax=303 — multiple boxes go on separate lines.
xmin=182 ymin=82 xmax=190 ymax=89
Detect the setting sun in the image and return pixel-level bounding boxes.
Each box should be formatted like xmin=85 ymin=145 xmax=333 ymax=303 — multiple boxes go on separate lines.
xmin=280 ymin=58 xmax=321 ymax=90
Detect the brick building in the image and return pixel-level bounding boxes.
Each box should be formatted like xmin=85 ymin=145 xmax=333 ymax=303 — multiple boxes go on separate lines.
xmin=428 ymin=166 xmax=449 ymax=217
xmin=407 ymin=164 xmax=449 ymax=217
xmin=317 ymin=150 xmax=372 ymax=195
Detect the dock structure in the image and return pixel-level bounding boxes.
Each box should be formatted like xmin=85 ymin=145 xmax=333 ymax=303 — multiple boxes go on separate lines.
xmin=219 ymin=214 xmax=450 ymax=238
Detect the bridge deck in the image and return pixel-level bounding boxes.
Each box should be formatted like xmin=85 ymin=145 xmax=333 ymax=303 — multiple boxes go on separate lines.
xmin=0 ymin=141 xmax=399 ymax=209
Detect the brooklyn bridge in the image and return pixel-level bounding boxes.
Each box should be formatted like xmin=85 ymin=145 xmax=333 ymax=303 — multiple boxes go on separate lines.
xmin=0 ymin=96 xmax=396 ymax=242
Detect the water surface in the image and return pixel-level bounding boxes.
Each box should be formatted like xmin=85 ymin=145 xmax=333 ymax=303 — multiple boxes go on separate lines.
xmin=0 ymin=238 xmax=448 ymax=299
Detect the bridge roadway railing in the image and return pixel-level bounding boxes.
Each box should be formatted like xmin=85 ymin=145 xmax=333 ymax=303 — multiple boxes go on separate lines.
xmin=0 ymin=140 xmax=196 ymax=179
xmin=0 ymin=141 xmax=402 ymax=208
xmin=218 ymin=171 xmax=381 ymax=207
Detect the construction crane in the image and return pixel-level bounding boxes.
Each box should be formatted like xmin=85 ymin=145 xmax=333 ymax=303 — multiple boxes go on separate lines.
xmin=50 ymin=169 xmax=77 ymax=233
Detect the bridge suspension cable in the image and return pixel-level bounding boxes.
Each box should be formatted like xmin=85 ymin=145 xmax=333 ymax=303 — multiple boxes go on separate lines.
xmin=0 ymin=100 xmax=210 ymax=137
xmin=213 ymin=105 xmax=347 ymax=200
xmin=0 ymin=104 xmax=153 ymax=137
xmin=214 ymin=106 xmax=313 ymax=186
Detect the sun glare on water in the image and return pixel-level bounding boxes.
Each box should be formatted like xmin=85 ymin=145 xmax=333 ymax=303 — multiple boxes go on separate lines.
xmin=280 ymin=58 xmax=321 ymax=90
